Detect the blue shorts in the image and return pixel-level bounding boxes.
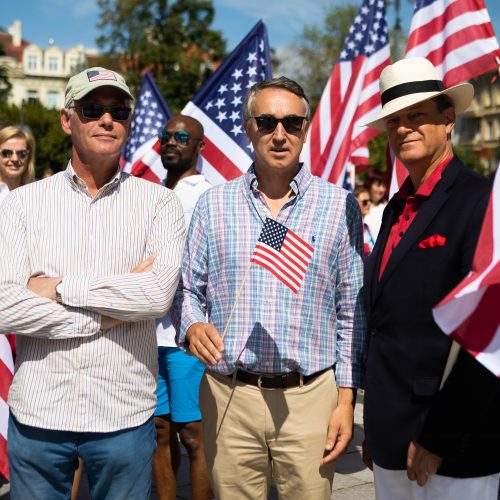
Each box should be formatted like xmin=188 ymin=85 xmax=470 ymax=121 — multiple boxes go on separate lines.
xmin=154 ymin=346 xmax=205 ymax=422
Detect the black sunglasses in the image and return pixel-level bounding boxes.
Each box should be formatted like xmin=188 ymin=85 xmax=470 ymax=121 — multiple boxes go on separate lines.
xmin=159 ymin=130 xmax=200 ymax=145
xmin=252 ymin=115 xmax=307 ymax=134
xmin=360 ymin=199 xmax=371 ymax=207
xmin=0 ymin=149 xmax=29 ymax=160
xmin=70 ymin=104 xmax=131 ymax=121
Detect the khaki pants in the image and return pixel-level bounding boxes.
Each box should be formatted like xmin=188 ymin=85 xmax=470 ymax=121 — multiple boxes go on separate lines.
xmin=200 ymin=369 xmax=338 ymax=500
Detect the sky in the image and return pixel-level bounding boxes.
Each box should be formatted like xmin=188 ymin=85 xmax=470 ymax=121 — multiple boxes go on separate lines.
xmin=1 ymin=0 xmax=499 ymax=58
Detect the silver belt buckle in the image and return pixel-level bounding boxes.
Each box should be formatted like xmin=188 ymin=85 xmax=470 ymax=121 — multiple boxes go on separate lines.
xmin=257 ymin=375 xmax=274 ymax=390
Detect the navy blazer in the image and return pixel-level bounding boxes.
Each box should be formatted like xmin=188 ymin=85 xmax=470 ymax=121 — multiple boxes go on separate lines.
xmin=363 ymin=157 xmax=500 ymax=477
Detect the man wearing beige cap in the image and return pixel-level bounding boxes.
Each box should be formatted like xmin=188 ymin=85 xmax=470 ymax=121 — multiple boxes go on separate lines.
xmin=0 ymin=67 xmax=185 ymax=499
xmin=362 ymin=57 xmax=500 ymax=500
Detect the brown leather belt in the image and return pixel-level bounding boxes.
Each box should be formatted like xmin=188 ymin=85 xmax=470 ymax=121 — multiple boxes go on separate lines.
xmin=232 ymin=367 xmax=332 ymax=389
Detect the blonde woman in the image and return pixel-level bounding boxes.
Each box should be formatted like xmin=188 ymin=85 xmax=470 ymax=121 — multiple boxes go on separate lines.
xmin=0 ymin=125 xmax=36 ymax=204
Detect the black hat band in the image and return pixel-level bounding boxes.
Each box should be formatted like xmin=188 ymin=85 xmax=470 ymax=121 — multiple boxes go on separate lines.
xmin=381 ymin=80 xmax=445 ymax=106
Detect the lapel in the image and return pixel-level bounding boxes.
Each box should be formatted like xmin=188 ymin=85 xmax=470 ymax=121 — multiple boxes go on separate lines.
xmin=370 ymin=157 xmax=463 ymax=307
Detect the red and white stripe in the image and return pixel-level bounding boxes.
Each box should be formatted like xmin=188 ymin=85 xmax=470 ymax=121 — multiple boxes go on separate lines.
xmin=0 ymin=335 xmax=14 ymax=480
xmin=406 ymin=0 xmax=500 ymax=88
xmin=303 ymin=47 xmax=390 ymax=185
xmin=181 ymin=102 xmax=252 ymax=185
xmin=251 ymin=229 xmax=314 ymax=294
xmin=433 ymin=168 xmax=500 ymax=377
xmin=126 ymin=138 xmax=165 ymax=184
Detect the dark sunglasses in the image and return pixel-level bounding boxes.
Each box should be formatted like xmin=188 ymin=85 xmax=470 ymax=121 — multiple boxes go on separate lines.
xmin=0 ymin=149 xmax=29 ymax=160
xmin=159 ymin=130 xmax=200 ymax=145
xmin=70 ymin=104 xmax=131 ymax=121
xmin=252 ymin=115 xmax=307 ymax=134
xmin=360 ymin=199 xmax=371 ymax=207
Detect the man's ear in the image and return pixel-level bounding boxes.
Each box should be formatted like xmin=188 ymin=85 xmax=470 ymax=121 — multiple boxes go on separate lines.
xmin=198 ymin=140 xmax=206 ymax=153
xmin=444 ymin=107 xmax=456 ymax=133
xmin=60 ymin=108 xmax=72 ymax=137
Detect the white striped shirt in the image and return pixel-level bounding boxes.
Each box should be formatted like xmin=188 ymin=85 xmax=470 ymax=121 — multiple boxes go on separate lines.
xmin=0 ymin=162 xmax=185 ymax=432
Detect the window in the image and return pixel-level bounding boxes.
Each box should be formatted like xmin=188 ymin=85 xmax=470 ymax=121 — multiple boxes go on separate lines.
xmin=47 ymin=91 xmax=59 ymax=109
xmin=48 ymin=56 xmax=59 ymax=71
xmin=68 ymin=57 xmax=79 ymax=70
xmin=27 ymin=54 xmax=38 ymax=71
xmin=27 ymin=90 xmax=39 ymax=104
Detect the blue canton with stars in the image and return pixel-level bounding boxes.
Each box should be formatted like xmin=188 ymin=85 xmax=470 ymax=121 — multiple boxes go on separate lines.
xmin=191 ymin=20 xmax=272 ymax=156
xmin=340 ymin=0 xmax=388 ymax=62
xmin=258 ymin=218 xmax=288 ymax=251
xmin=122 ymin=73 xmax=173 ymax=163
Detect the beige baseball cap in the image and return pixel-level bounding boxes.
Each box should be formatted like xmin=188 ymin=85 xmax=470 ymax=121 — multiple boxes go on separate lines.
xmin=64 ymin=67 xmax=134 ymax=108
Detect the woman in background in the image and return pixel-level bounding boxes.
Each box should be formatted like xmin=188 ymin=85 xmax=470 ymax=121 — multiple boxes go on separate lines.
xmin=0 ymin=125 xmax=36 ymax=204
xmin=364 ymin=169 xmax=387 ymax=240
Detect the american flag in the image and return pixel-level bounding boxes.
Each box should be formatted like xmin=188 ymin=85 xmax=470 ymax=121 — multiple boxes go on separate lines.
xmin=121 ymin=72 xmax=173 ymax=184
xmin=0 ymin=335 xmax=14 ymax=480
xmin=182 ymin=20 xmax=272 ymax=185
xmin=302 ymin=0 xmax=390 ymax=187
xmin=388 ymin=0 xmax=500 ymax=197
xmin=250 ymin=218 xmax=314 ymax=294
xmin=433 ymin=169 xmax=500 ymax=377
xmin=87 ymin=69 xmax=117 ymax=82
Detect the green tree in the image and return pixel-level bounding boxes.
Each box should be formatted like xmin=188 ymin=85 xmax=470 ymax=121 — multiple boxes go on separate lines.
xmin=0 ymin=100 xmax=72 ymax=177
xmin=0 ymin=44 xmax=12 ymax=103
xmin=96 ymin=0 xmax=226 ymax=113
xmin=285 ymin=4 xmax=359 ymax=111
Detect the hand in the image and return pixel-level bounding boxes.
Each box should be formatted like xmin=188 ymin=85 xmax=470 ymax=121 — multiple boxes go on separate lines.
xmin=407 ymin=441 xmax=442 ymax=486
xmin=186 ymin=322 xmax=224 ymax=365
xmin=132 ymin=255 xmax=155 ymax=273
xmin=321 ymin=390 xmax=354 ymax=465
xmin=362 ymin=440 xmax=373 ymax=470
xmin=28 ymin=276 xmax=62 ymax=300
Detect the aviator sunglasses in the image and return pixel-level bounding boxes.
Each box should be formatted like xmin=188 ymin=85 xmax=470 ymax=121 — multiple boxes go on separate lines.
xmin=0 ymin=149 xmax=29 ymax=160
xmin=252 ymin=115 xmax=307 ymax=134
xmin=70 ymin=104 xmax=132 ymax=121
xmin=159 ymin=130 xmax=200 ymax=145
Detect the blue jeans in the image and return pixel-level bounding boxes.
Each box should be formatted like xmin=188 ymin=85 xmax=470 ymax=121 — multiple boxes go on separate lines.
xmin=8 ymin=414 xmax=156 ymax=500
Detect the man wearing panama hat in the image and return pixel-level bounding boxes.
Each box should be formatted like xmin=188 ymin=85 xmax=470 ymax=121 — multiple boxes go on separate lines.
xmin=362 ymin=57 xmax=500 ymax=500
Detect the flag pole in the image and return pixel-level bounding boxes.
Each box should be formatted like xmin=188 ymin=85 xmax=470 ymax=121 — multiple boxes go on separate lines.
xmin=221 ymin=262 xmax=252 ymax=341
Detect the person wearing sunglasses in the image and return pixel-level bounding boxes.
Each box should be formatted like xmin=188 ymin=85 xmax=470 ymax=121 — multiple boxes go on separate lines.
xmin=172 ymin=77 xmax=366 ymax=499
xmin=0 ymin=67 xmax=185 ymax=499
xmin=0 ymin=125 xmax=35 ymax=205
xmin=153 ymin=115 xmax=212 ymax=500
xmin=355 ymin=186 xmax=375 ymax=258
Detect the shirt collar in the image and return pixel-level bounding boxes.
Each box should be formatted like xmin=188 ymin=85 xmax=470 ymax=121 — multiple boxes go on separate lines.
xmin=174 ymin=173 xmax=206 ymax=190
xmin=397 ymin=156 xmax=453 ymax=203
xmin=244 ymin=162 xmax=312 ymax=197
xmin=64 ymin=160 xmax=123 ymax=193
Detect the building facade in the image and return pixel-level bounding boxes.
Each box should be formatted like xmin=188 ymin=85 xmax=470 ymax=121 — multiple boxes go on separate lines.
xmin=454 ymin=71 xmax=500 ymax=174
xmin=0 ymin=20 xmax=90 ymax=109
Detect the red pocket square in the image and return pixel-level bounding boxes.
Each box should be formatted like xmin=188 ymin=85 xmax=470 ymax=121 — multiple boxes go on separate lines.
xmin=418 ymin=234 xmax=446 ymax=248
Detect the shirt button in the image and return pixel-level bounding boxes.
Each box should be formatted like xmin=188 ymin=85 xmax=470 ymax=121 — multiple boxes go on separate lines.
xmin=399 ymin=231 xmax=404 ymax=237
xmin=404 ymin=215 xmax=410 ymax=221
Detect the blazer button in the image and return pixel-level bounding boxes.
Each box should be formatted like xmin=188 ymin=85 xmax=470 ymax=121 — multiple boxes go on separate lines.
xmin=371 ymin=329 xmax=379 ymax=336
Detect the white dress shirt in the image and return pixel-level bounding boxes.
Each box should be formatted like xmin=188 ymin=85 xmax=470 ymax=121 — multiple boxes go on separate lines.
xmin=156 ymin=174 xmax=211 ymax=347
xmin=0 ymin=163 xmax=185 ymax=432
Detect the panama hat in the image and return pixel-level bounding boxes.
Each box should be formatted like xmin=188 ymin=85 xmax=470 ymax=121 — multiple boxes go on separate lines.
xmin=365 ymin=57 xmax=474 ymax=131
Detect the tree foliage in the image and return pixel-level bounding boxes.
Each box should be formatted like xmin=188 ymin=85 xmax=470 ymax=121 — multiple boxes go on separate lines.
xmin=96 ymin=0 xmax=226 ymax=113
xmin=286 ymin=4 xmax=359 ymax=111
xmin=0 ymin=44 xmax=12 ymax=103
xmin=0 ymin=101 xmax=72 ymax=177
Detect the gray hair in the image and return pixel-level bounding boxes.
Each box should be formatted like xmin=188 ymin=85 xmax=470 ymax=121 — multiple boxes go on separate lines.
xmin=242 ymin=76 xmax=311 ymax=121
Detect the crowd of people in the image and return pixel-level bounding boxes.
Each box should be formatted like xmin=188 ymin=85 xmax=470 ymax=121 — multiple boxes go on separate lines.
xmin=0 ymin=57 xmax=498 ymax=500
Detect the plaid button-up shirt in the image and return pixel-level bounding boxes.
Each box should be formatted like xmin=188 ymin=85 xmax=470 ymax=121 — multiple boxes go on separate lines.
xmin=172 ymin=165 xmax=367 ymax=388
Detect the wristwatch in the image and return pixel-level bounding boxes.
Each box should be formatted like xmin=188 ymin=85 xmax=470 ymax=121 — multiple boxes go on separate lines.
xmin=55 ymin=280 xmax=63 ymax=303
